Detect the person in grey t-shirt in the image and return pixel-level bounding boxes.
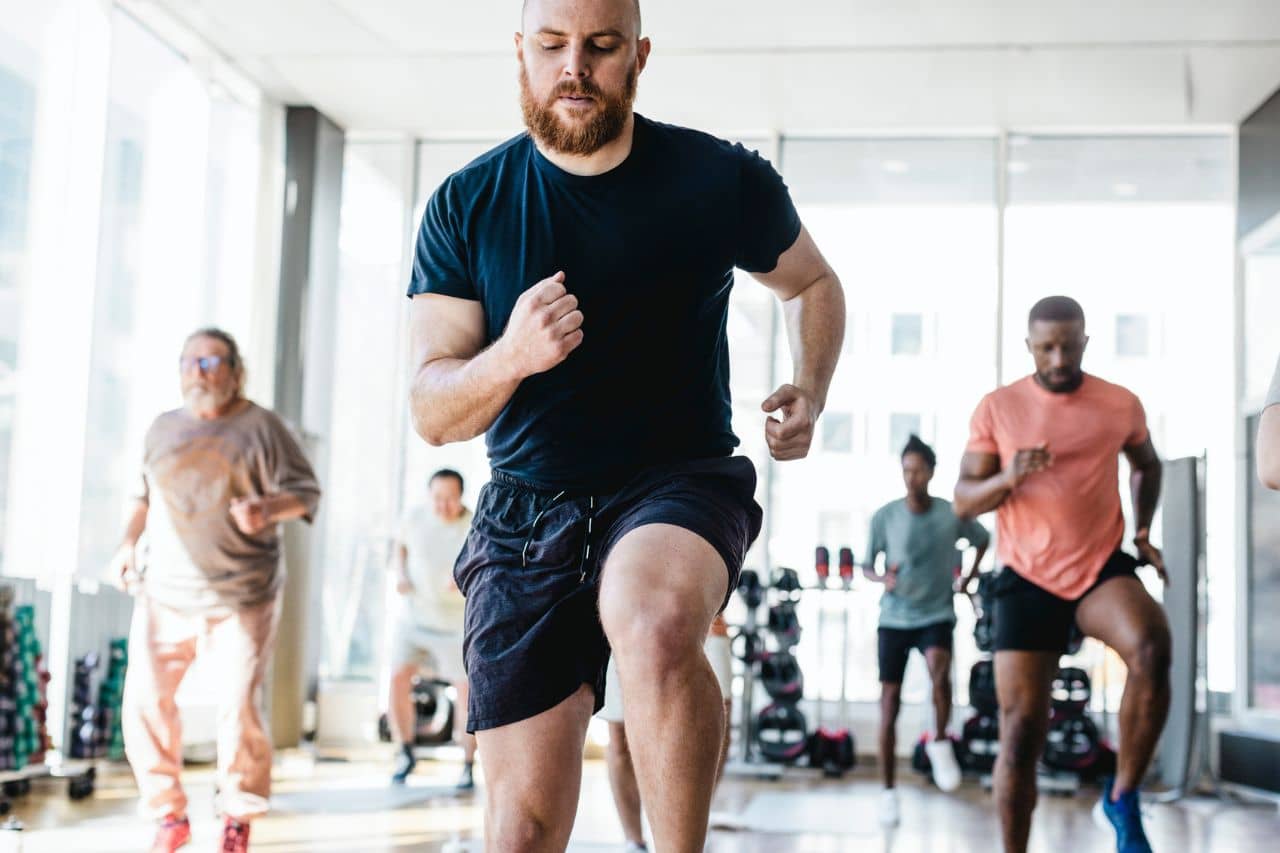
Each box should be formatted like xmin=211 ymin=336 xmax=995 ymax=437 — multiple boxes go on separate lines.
xmin=863 ymin=435 xmax=989 ymax=822
xmin=107 ymin=328 xmax=321 ymax=853
xmin=1258 ymin=354 xmax=1280 ymax=489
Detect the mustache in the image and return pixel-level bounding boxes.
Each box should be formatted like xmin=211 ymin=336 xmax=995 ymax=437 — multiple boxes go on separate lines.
xmin=548 ymin=79 xmax=604 ymax=102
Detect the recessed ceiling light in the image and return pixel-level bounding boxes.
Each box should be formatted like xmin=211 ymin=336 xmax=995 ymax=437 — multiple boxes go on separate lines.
xmin=881 ymin=160 xmax=909 ymax=174
xmin=1112 ymin=182 xmax=1138 ymax=197
xmin=1007 ymin=160 xmax=1029 ymax=174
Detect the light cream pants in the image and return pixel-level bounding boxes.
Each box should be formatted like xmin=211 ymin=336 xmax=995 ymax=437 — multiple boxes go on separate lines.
xmin=122 ymin=592 xmax=281 ymax=822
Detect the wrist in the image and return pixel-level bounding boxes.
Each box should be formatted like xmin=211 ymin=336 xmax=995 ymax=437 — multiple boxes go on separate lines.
xmin=488 ymin=337 xmax=526 ymax=384
xmin=1134 ymin=527 xmax=1151 ymax=544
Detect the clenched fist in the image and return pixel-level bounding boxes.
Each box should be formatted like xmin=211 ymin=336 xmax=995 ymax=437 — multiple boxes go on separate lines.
xmin=230 ymin=496 xmax=272 ymax=536
xmin=1004 ymin=443 xmax=1053 ymax=490
xmin=762 ymin=384 xmax=819 ymax=461
xmin=498 ymin=272 xmax=585 ymax=379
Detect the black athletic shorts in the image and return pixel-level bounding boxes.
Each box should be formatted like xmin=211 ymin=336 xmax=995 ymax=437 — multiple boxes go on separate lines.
xmin=992 ymin=550 xmax=1141 ymax=654
xmin=878 ymin=620 xmax=954 ymax=684
xmin=453 ymin=456 xmax=762 ymax=733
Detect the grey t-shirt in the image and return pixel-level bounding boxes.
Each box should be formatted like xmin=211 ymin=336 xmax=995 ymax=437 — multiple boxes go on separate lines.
xmin=866 ymin=497 xmax=991 ymax=630
xmin=136 ymin=401 xmax=322 ymax=611
xmin=1267 ymin=354 xmax=1280 ymax=410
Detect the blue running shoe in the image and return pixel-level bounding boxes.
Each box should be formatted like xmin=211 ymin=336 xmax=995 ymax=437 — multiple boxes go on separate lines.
xmin=1093 ymin=776 xmax=1153 ymax=853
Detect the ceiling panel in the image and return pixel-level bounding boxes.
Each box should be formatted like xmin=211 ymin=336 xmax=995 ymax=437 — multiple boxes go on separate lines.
xmin=124 ymin=0 xmax=1280 ymax=132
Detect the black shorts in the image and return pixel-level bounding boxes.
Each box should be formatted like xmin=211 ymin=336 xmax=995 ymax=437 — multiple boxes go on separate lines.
xmin=453 ymin=456 xmax=762 ymax=733
xmin=878 ymin=620 xmax=954 ymax=684
xmin=992 ymin=550 xmax=1140 ymax=654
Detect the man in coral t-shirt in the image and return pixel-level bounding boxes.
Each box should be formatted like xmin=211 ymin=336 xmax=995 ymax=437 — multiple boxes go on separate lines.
xmin=955 ymin=296 xmax=1169 ymax=853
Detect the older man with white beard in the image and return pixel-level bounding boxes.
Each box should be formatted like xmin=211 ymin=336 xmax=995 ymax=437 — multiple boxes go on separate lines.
xmin=110 ymin=328 xmax=321 ymax=853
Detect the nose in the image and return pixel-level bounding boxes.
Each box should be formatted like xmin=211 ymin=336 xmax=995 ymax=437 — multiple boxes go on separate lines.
xmin=563 ymin=42 xmax=589 ymax=80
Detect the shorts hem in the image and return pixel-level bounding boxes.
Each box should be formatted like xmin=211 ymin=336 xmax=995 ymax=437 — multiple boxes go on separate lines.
xmin=467 ymin=677 xmax=600 ymax=734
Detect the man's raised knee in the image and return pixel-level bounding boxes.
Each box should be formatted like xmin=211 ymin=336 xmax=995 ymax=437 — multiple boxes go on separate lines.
xmin=999 ymin=710 xmax=1047 ymax=771
xmin=1127 ymin=628 xmax=1172 ymax=684
xmin=602 ymin=590 xmax=705 ymax=672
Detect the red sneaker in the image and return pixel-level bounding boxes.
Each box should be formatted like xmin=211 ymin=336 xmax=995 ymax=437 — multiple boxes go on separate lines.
xmin=149 ymin=815 xmax=191 ymax=853
xmin=221 ymin=818 xmax=251 ymax=853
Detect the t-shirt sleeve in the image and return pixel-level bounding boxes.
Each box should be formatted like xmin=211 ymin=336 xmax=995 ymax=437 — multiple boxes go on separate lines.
xmin=264 ymin=416 xmax=322 ymax=523
xmin=965 ymin=394 xmax=1000 ymax=456
xmin=734 ymin=145 xmax=802 ymax=274
xmin=961 ymin=517 xmax=991 ymax=549
xmin=1266 ymin=354 xmax=1280 ymax=411
xmin=407 ymin=176 xmax=477 ymax=301
xmin=1125 ymin=392 xmax=1151 ymax=448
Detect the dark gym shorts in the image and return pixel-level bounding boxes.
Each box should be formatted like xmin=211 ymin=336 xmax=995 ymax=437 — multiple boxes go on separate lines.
xmin=452 ymin=456 xmax=762 ymax=733
xmin=992 ymin=550 xmax=1141 ymax=654
xmin=878 ymin=620 xmax=954 ymax=684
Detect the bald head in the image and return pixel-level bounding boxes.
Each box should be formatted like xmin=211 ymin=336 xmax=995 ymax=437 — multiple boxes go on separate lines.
xmin=522 ymin=0 xmax=642 ymax=35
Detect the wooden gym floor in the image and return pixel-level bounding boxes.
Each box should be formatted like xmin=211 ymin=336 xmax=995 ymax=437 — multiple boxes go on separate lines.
xmin=10 ymin=748 xmax=1276 ymax=851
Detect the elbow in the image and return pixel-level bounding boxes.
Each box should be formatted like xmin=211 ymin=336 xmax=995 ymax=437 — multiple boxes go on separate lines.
xmin=952 ymin=492 xmax=974 ymax=520
xmin=1260 ymin=456 xmax=1280 ymax=491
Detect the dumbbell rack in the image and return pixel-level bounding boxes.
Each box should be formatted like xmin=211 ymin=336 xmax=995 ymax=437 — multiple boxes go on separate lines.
xmin=0 ymin=580 xmax=102 ymax=817
xmin=723 ymin=569 xmax=783 ymax=781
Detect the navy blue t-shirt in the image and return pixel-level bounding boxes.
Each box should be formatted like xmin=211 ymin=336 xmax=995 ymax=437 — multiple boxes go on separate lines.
xmin=408 ymin=115 xmax=802 ymax=491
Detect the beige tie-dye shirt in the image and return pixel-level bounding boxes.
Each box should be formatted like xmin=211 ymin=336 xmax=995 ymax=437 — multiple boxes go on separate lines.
xmin=136 ymin=401 xmax=322 ymax=611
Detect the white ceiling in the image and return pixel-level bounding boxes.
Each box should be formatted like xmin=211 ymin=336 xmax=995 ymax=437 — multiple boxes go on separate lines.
xmin=123 ymin=0 xmax=1280 ymax=135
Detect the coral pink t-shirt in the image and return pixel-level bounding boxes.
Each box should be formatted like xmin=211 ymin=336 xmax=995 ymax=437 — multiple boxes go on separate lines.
xmin=965 ymin=374 xmax=1149 ymax=599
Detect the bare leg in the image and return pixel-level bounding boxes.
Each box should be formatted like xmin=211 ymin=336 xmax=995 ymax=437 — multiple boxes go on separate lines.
xmin=605 ymin=721 xmax=645 ymax=847
xmin=599 ymin=525 xmax=727 ymax=853
xmin=993 ymin=651 xmax=1058 ymax=853
xmin=475 ymin=684 xmax=595 ymax=852
xmin=1075 ymin=577 xmax=1172 ymax=798
xmin=924 ymin=647 xmax=953 ymax=740
xmin=715 ymin=698 xmax=731 ymax=785
xmin=878 ymin=682 xmax=902 ymax=789
xmin=388 ymin=663 xmax=419 ymax=746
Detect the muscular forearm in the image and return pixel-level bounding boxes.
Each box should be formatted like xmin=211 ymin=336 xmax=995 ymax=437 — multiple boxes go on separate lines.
xmin=781 ymin=272 xmax=845 ymax=411
xmin=954 ymin=473 xmax=1011 ymax=519
xmin=411 ymin=341 xmax=522 ymax=446
xmin=1259 ymin=406 xmax=1280 ymax=490
xmin=1130 ymin=460 xmax=1162 ymax=533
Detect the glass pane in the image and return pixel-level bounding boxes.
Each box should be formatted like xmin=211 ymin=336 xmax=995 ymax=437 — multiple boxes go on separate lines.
xmin=822 ymin=413 xmax=853 ymax=453
xmin=1247 ymin=414 xmax=1280 ymax=711
xmin=1003 ymin=134 xmax=1234 ymax=694
xmin=889 ymin=413 xmax=922 ymax=456
xmin=1115 ymin=314 xmax=1150 ymax=357
xmin=0 ymin=14 xmax=42 ymax=574
xmin=320 ymin=141 xmax=412 ymax=681
xmin=77 ymin=9 xmax=262 ymax=578
xmin=891 ymin=313 xmax=923 ymax=355
xmin=777 ymin=137 xmax=998 ymax=705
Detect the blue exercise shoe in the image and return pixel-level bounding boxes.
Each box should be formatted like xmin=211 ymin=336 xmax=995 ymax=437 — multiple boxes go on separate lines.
xmin=1092 ymin=776 xmax=1153 ymax=853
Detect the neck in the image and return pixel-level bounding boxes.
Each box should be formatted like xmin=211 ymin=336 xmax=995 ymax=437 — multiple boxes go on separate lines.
xmin=1034 ymin=372 xmax=1084 ymax=394
xmin=534 ymin=112 xmax=636 ymax=177
xmin=190 ymin=395 xmax=243 ymax=421
xmin=906 ymin=493 xmax=932 ymax=512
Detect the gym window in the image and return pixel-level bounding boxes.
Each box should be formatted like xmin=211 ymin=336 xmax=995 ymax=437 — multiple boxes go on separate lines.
xmin=891 ymin=313 xmax=923 ymax=355
xmin=823 ymin=412 xmax=853 ymax=453
xmin=889 ymin=413 xmax=922 ymax=455
xmin=1116 ymin=314 xmax=1150 ymax=357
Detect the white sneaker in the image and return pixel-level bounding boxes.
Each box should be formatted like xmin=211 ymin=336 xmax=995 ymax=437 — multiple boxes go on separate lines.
xmin=880 ymin=788 xmax=900 ymax=827
xmin=925 ymin=738 xmax=962 ymax=793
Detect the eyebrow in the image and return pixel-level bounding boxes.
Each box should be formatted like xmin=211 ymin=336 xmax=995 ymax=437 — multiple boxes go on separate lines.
xmin=536 ymin=28 xmax=627 ymax=39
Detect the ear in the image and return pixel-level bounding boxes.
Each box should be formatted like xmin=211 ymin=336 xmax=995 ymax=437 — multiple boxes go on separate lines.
xmin=515 ymin=32 xmax=524 ymax=62
xmin=636 ymin=36 xmax=651 ymax=73
xmin=1024 ymin=337 xmax=1032 ymax=354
